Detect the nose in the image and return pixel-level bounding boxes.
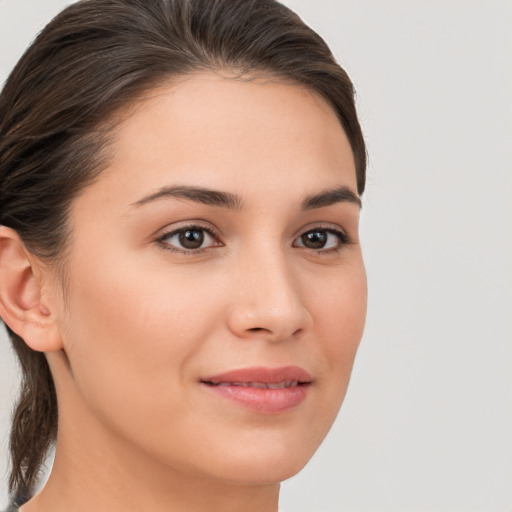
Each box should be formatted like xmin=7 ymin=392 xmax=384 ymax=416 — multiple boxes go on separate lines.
xmin=226 ymin=247 xmax=312 ymax=342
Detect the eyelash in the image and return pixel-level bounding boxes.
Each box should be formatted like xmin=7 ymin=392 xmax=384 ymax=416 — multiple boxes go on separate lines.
xmin=156 ymin=224 xmax=350 ymax=255
xmin=293 ymin=228 xmax=349 ymax=254
xmin=156 ymin=224 xmax=221 ymax=255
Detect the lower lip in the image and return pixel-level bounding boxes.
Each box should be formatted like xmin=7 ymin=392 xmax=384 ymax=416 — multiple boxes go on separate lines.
xmin=201 ymin=383 xmax=310 ymax=414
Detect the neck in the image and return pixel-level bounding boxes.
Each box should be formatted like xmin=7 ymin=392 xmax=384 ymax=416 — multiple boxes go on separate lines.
xmin=23 ymin=425 xmax=280 ymax=512
xmin=21 ymin=355 xmax=280 ymax=512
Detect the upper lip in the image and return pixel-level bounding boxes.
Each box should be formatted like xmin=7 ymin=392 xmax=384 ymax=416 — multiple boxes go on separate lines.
xmin=200 ymin=365 xmax=313 ymax=385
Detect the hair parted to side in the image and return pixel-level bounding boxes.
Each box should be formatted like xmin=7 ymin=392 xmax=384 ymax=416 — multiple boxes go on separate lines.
xmin=0 ymin=0 xmax=366 ymax=503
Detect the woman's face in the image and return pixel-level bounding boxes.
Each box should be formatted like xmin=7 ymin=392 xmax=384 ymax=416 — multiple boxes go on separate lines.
xmin=51 ymin=73 xmax=367 ymax=485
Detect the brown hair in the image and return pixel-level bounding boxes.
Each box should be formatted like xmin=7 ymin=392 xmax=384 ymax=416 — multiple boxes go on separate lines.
xmin=0 ymin=0 xmax=366 ymax=503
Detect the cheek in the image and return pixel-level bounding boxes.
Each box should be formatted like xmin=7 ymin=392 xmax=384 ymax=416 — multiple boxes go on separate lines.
xmin=307 ymin=260 xmax=367 ymax=390
xmin=59 ymin=254 xmax=223 ymax=423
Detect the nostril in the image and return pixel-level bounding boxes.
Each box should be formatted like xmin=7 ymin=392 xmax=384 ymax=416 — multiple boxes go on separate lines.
xmin=244 ymin=326 xmax=303 ymax=340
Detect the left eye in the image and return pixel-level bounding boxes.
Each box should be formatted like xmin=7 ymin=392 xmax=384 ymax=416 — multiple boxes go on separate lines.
xmin=158 ymin=227 xmax=219 ymax=251
xmin=293 ymin=228 xmax=346 ymax=250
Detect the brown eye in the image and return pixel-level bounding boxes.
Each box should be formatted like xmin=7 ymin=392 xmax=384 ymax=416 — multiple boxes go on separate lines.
xmin=179 ymin=229 xmax=204 ymax=249
xmin=301 ymin=230 xmax=328 ymax=249
xmin=294 ymin=228 xmax=347 ymax=251
xmin=158 ymin=226 xmax=219 ymax=252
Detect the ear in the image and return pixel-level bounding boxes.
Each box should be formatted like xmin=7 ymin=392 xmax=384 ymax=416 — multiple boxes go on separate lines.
xmin=0 ymin=226 xmax=63 ymax=352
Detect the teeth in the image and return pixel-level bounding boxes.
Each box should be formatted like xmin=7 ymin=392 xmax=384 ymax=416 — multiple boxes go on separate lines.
xmin=266 ymin=382 xmax=285 ymax=389
xmin=249 ymin=381 xmax=267 ymax=389
xmin=213 ymin=381 xmax=299 ymax=389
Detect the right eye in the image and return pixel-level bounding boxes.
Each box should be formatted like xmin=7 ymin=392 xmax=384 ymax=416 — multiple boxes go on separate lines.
xmin=157 ymin=225 xmax=221 ymax=253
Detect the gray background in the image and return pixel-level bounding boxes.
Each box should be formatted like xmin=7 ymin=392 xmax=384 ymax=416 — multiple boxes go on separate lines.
xmin=1 ymin=1 xmax=511 ymax=511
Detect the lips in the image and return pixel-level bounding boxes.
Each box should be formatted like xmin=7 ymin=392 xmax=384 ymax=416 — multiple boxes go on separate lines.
xmin=214 ymin=380 xmax=300 ymax=389
xmin=200 ymin=366 xmax=312 ymax=414
xmin=202 ymin=365 xmax=312 ymax=385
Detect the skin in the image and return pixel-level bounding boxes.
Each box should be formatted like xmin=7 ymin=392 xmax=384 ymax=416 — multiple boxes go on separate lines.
xmin=2 ymin=72 xmax=366 ymax=512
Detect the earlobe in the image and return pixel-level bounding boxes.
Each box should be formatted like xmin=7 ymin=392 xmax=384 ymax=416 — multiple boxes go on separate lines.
xmin=0 ymin=226 xmax=63 ymax=352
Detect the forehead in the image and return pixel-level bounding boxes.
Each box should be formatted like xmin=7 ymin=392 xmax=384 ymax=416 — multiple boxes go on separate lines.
xmin=78 ymin=72 xmax=357 ymax=210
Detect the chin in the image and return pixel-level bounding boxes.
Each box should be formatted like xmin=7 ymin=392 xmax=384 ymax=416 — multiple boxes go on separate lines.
xmin=212 ymin=454 xmax=312 ymax=486
xmin=190 ymin=428 xmax=325 ymax=486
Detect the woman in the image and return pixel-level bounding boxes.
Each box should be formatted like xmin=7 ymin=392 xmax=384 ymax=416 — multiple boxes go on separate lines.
xmin=0 ymin=0 xmax=367 ymax=511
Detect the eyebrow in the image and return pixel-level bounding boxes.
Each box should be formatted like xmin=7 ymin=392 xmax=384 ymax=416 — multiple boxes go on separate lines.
xmin=131 ymin=185 xmax=244 ymax=209
xmin=301 ymin=185 xmax=362 ymax=210
xmin=131 ymin=184 xmax=361 ymax=210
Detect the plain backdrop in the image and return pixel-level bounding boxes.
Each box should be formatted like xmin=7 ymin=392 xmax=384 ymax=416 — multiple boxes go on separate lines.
xmin=0 ymin=1 xmax=511 ymax=511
